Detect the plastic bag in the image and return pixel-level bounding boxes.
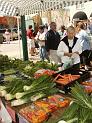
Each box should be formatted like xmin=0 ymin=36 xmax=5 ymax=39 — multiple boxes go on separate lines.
xmin=0 ymin=100 xmax=12 ymax=123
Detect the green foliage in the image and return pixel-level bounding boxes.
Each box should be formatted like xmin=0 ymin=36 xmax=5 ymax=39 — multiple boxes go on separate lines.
xmin=0 ymin=55 xmax=11 ymax=71
xmin=22 ymin=61 xmax=58 ymax=77
xmin=0 ymin=55 xmax=58 ymax=77
xmin=57 ymin=83 xmax=92 ymax=123
xmin=11 ymin=75 xmax=58 ymax=106
xmin=3 ymin=69 xmax=16 ymax=75
xmin=71 ymin=82 xmax=92 ymax=110
xmin=34 ymin=61 xmax=58 ymax=71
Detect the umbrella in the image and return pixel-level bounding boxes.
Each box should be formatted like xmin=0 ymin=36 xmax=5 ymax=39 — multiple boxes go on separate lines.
xmin=73 ymin=11 xmax=88 ymax=21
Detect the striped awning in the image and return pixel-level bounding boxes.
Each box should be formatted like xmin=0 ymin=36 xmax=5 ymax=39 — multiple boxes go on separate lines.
xmin=0 ymin=0 xmax=92 ymax=16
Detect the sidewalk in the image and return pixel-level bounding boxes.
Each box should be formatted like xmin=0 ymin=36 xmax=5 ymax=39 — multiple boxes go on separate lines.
xmin=0 ymin=40 xmax=40 ymax=61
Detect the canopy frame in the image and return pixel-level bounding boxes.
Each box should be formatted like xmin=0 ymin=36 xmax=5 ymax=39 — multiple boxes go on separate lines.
xmin=0 ymin=0 xmax=91 ymax=16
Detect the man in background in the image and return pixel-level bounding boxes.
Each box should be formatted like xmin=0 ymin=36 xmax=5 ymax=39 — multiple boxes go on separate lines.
xmin=45 ymin=22 xmax=61 ymax=64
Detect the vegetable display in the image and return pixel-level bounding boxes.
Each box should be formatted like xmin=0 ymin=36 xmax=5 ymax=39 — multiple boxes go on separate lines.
xmin=34 ymin=69 xmax=56 ymax=78
xmin=0 ymin=74 xmax=59 ymax=106
xmin=54 ymin=74 xmax=80 ymax=85
xmin=58 ymin=83 xmax=92 ymax=123
xmin=0 ymin=77 xmax=33 ymax=100
xmin=19 ymin=94 xmax=70 ymax=123
xmin=11 ymin=75 xmax=58 ymax=106
xmin=0 ymin=54 xmax=92 ymax=123
xmin=81 ymin=82 xmax=92 ymax=93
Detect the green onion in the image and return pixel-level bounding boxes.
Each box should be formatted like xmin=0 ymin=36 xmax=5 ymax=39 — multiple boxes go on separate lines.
xmin=5 ymin=94 xmax=15 ymax=100
xmin=0 ymin=90 xmax=7 ymax=97
xmin=0 ymin=86 xmax=6 ymax=91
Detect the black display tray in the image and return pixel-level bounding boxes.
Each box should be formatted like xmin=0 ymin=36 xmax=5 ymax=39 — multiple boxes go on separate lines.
xmin=53 ymin=64 xmax=91 ymax=93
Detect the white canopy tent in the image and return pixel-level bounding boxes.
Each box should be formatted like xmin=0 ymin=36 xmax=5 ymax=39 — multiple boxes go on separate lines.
xmin=0 ymin=0 xmax=92 ymax=16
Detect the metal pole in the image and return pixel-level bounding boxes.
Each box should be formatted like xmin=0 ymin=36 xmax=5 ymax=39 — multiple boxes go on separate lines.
xmin=21 ymin=15 xmax=28 ymax=61
xmin=17 ymin=16 xmax=21 ymax=59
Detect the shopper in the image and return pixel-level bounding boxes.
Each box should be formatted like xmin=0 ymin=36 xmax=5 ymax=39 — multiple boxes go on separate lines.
xmin=35 ymin=25 xmax=49 ymax=61
xmin=57 ymin=26 xmax=82 ymax=68
xmin=45 ymin=22 xmax=61 ymax=64
xmin=58 ymin=25 xmax=67 ymax=40
xmin=27 ymin=25 xmax=35 ymax=56
xmin=88 ymin=20 xmax=92 ymax=35
xmin=4 ymin=29 xmax=11 ymax=44
xmin=76 ymin=22 xmax=92 ymax=66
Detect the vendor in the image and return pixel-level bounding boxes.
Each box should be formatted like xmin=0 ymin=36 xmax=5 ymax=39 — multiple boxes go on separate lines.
xmin=57 ymin=26 xmax=82 ymax=68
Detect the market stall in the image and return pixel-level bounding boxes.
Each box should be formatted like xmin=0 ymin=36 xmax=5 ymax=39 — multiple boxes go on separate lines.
xmin=0 ymin=0 xmax=92 ymax=122
xmin=0 ymin=55 xmax=92 ymax=123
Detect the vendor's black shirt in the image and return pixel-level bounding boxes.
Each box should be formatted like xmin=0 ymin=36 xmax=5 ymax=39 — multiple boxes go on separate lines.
xmin=45 ymin=29 xmax=60 ymax=52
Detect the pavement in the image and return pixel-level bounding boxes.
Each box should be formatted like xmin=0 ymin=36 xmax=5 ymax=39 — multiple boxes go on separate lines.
xmin=0 ymin=40 xmax=40 ymax=61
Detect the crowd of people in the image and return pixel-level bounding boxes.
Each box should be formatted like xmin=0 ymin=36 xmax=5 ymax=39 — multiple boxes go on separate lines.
xmin=26 ymin=21 xmax=92 ymax=69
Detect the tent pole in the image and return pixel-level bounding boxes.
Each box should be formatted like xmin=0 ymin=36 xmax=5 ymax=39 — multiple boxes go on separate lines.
xmin=21 ymin=15 xmax=28 ymax=61
xmin=17 ymin=16 xmax=21 ymax=59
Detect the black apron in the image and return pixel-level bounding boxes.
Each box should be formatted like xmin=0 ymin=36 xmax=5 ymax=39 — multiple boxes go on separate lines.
xmin=62 ymin=36 xmax=78 ymax=53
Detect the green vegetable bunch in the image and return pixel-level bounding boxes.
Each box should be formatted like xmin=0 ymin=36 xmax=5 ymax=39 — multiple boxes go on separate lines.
xmin=0 ymin=55 xmax=11 ymax=71
xmin=58 ymin=83 xmax=92 ymax=123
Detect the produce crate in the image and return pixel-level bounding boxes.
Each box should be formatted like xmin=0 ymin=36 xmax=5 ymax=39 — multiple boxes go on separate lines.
xmin=53 ymin=64 xmax=91 ymax=93
xmin=19 ymin=94 xmax=70 ymax=123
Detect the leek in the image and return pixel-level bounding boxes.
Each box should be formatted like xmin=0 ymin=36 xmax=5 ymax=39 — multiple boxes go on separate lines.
xmin=11 ymin=92 xmax=34 ymax=106
xmin=71 ymin=82 xmax=92 ymax=110
xmin=16 ymin=86 xmax=53 ymax=99
xmin=0 ymin=90 xmax=7 ymax=97
xmin=3 ymin=69 xmax=16 ymax=75
xmin=16 ymin=80 xmax=56 ymax=99
xmin=0 ymin=86 xmax=6 ymax=91
xmin=30 ymin=92 xmax=46 ymax=101
xmin=5 ymin=94 xmax=15 ymax=100
xmin=11 ymin=98 xmax=29 ymax=106
xmin=15 ymin=92 xmax=26 ymax=99
xmin=24 ymin=75 xmax=53 ymax=91
xmin=4 ymin=78 xmax=33 ymax=100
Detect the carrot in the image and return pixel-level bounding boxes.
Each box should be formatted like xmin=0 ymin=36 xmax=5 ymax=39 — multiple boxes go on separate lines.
xmin=68 ymin=74 xmax=72 ymax=82
xmin=58 ymin=78 xmax=68 ymax=81
xmin=72 ymin=75 xmax=80 ymax=78
xmin=61 ymin=75 xmax=69 ymax=79
xmin=82 ymin=82 xmax=92 ymax=86
xmin=56 ymin=80 xmax=69 ymax=85
xmin=53 ymin=74 xmax=62 ymax=81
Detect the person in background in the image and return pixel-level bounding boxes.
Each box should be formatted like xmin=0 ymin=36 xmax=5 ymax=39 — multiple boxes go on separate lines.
xmin=35 ymin=25 xmax=49 ymax=61
xmin=45 ymin=22 xmax=61 ymax=64
xmin=58 ymin=25 xmax=67 ymax=40
xmin=76 ymin=22 xmax=92 ymax=67
xmin=27 ymin=25 xmax=35 ymax=56
xmin=44 ymin=23 xmax=48 ymax=33
xmin=88 ymin=20 xmax=92 ymax=35
xmin=4 ymin=29 xmax=11 ymax=44
xmin=57 ymin=26 xmax=82 ymax=68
